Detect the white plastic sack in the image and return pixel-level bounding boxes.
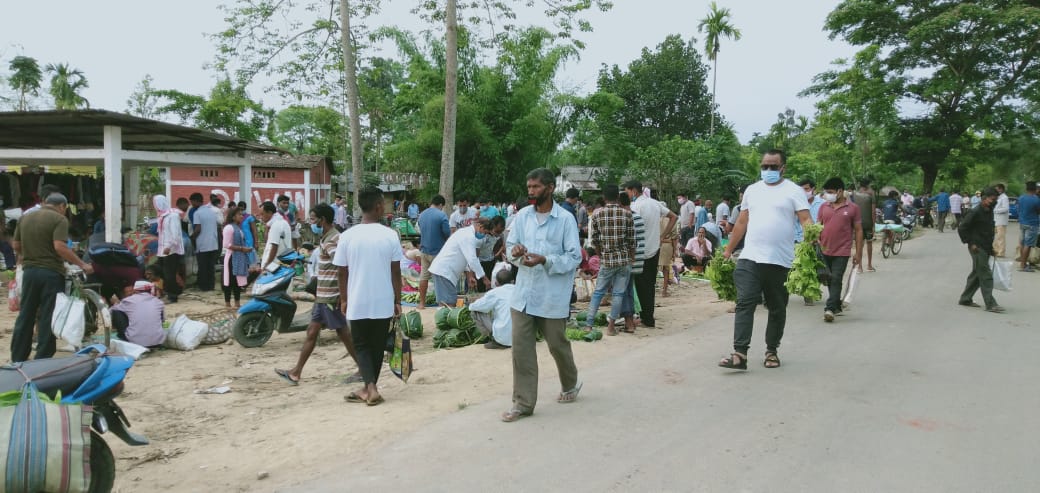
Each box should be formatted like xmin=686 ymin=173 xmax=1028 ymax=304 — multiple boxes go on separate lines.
xmin=991 ymin=258 xmax=1013 ymax=292
xmin=110 ymin=339 xmax=150 ymax=360
xmin=842 ymin=269 xmax=860 ymax=305
xmin=52 ymin=292 xmax=86 ymax=349
xmin=164 ymin=314 xmax=209 ymax=351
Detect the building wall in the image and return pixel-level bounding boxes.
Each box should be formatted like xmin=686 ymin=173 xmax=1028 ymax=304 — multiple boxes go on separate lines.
xmin=168 ymin=164 xmax=332 ymax=217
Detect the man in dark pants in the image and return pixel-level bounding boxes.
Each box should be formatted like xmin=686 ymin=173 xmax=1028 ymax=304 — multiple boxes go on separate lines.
xmin=957 ymin=187 xmax=1003 ymax=313
xmin=623 ymin=181 xmax=677 ymax=327
xmin=191 ymin=193 xmax=220 ymax=291
xmin=11 ymin=194 xmax=94 ymax=361
xmin=816 ymin=177 xmax=864 ymax=322
xmin=719 ymin=150 xmax=811 ymax=370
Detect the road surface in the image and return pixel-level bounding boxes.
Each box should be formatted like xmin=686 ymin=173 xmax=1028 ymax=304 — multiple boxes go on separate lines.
xmin=287 ymin=226 xmax=1040 ymax=492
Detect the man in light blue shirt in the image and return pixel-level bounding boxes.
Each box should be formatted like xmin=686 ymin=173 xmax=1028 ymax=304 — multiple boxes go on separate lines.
xmin=407 ymin=201 xmax=419 ymax=221
xmin=501 ymin=168 xmax=582 ymax=423
xmin=795 ymin=178 xmax=825 ymax=242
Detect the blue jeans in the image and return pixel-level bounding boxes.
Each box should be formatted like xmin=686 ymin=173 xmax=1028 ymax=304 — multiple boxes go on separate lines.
xmin=585 ymin=265 xmax=630 ymax=327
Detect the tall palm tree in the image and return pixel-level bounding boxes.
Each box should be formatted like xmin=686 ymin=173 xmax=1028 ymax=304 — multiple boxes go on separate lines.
xmin=8 ymin=56 xmax=43 ymax=111
xmin=340 ymin=0 xmax=364 ymax=215
xmin=46 ymin=63 xmax=90 ymax=110
xmin=697 ymin=1 xmax=741 ymax=136
xmin=439 ymin=0 xmax=459 ymax=205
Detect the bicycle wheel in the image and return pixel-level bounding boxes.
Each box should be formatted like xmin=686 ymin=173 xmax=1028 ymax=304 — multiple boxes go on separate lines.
xmin=892 ymin=235 xmax=903 ymax=255
xmin=881 ymin=237 xmax=891 ymax=258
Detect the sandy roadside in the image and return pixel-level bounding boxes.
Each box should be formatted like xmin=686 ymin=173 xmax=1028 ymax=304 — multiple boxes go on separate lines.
xmin=0 ymin=276 xmax=730 ymax=493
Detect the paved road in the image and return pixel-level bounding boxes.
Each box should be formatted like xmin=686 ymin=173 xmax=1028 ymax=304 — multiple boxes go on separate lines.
xmin=288 ymin=227 xmax=1040 ymax=492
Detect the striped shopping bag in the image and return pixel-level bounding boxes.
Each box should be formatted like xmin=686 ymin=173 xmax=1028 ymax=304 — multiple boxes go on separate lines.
xmin=0 ymin=383 xmax=92 ymax=493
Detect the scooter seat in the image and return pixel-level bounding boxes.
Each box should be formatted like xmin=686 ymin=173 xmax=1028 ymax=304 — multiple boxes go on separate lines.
xmin=0 ymin=355 xmax=97 ymax=398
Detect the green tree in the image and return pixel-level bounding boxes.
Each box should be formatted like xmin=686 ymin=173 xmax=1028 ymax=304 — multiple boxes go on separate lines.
xmin=8 ymin=56 xmax=43 ymax=111
xmin=271 ymin=105 xmax=346 ymax=156
xmin=46 ymin=63 xmax=89 ymax=110
xmin=152 ymin=79 xmax=273 ymax=142
xmin=697 ymin=1 xmax=741 ymax=136
xmin=822 ymin=0 xmax=1040 ymax=192
xmin=125 ymin=74 xmax=160 ymax=119
xmin=596 ymin=35 xmax=717 ymax=156
xmin=632 ymin=132 xmax=744 ymax=205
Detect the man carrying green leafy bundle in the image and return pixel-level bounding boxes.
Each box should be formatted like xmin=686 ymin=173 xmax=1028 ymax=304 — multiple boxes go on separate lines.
xmin=718 ymin=150 xmax=811 ymax=371
xmin=817 ymin=178 xmax=864 ymax=323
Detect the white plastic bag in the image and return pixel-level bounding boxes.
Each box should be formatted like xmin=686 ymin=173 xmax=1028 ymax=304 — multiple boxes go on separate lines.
xmin=52 ymin=292 xmax=86 ymax=349
xmin=164 ymin=314 xmax=209 ymax=351
xmin=842 ymin=269 xmax=860 ymax=305
xmin=991 ymin=258 xmax=1012 ymax=292
xmin=110 ymin=339 xmax=150 ymax=360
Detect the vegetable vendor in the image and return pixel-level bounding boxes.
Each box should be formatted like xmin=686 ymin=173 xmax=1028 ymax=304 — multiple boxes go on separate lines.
xmin=468 ymin=269 xmax=515 ymax=350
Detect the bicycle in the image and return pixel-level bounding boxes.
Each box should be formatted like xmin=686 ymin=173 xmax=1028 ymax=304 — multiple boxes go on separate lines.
xmin=879 ymin=223 xmax=903 ymax=258
xmin=65 ymin=265 xmax=114 ymax=346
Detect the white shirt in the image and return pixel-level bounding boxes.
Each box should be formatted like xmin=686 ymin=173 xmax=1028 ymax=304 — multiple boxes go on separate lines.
xmin=716 ymin=202 xmax=731 ymax=225
xmin=264 ymin=214 xmax=293 ymax=265
xmin=739 ymin=179 xmax=811 ymax=268
xmin=630 ymin=196 xmax=670 ymax=256
xmin=157 ymin=213 xmax=184 ymax=256
xmin=949 ymin=194 xmax=963 ymax=214
xmin=449 ymin=209 xmax=477 ymax=229
xmin=429 ymin=226 xmax=484 ymax=281
xmin=332 ymin=223 xmax=403 ymax=320
xmin=468 ymin=283 xmax=515 ymax=346
xmin=679 ymin=201 xmax=695 ymax=229
xmin=994 ymin=193 xmax=1010 ymax=226
xmin=192 ymin=205 xmax=220 ymax=253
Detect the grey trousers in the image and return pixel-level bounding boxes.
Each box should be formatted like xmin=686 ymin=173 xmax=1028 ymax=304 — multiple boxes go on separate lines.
xmin=510 ymin=309 xmax=578 ymax=413
xmin=732 ymin=259 xmax=790 ymax=355
xmin=959 ymin=247 xmax=997 ymax=308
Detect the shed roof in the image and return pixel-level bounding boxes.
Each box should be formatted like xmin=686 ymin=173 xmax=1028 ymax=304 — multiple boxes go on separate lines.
xmin=0 ymin=109 xmax=286 ymax=154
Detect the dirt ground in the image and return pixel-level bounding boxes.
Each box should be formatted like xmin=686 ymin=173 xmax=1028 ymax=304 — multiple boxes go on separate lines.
xmin=0 ymin=273 xmax=730 ymax=493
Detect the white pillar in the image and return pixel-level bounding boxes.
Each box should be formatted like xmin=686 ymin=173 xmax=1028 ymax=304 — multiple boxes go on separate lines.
xmin=165 ymin=167 xmax=172 ymax=205
xmin=303 ymin=167 xmax=312 ymax=213
xmin=239 ymin=157 xmax=252 ymax=212
xmin=125 ymin=164 xmax=140 ymax=230
xmin=103 ymin=126 xmax=123 ymax=243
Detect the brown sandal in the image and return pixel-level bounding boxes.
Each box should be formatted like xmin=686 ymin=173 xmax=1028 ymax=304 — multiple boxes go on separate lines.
xmin=718 ymin=353 xmax=747 ymax=370
xmin=764 ymin=352 xmax=781 ymax=368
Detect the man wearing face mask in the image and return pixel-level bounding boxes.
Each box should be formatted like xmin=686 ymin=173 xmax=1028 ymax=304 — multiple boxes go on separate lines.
xmin=795 ymin=179 xmax=824 ymax=243
xmin=718 ymin=150 xmax=811 ymax=371
xmin=678 ymin=193 xmax=696 ymax=230
xmin=429 ymin=217 xmax=492 ymax=306
xmin=957 ymin=187 xmax=1004 ymax=313
xmin=817 ymin=178 xmax=864 ymax=322
xmin=450 ymin=195 xmax=477 ymax=233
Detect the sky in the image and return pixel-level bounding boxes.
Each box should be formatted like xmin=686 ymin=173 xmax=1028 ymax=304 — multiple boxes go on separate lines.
xmin=1 ymin=0 xmax=856 ymax=143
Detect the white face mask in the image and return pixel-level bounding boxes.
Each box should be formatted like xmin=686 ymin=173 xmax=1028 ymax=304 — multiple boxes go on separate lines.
xmin=678 ymin=197 xmax=687 ymax=205
xmin=823 ymin=192 xmax=838 ymax=203
xmin=805 ymin=190 xmax=814 ymax=199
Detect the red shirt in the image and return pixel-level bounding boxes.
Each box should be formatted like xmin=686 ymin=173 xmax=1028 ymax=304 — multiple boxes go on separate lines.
xmin=818 ymin=200 xmax=861 ymax=257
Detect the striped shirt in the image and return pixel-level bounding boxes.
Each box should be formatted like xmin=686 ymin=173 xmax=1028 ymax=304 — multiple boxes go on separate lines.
xmin=631 ymin=211 xmax=646 ymax=275
xmin=315 ymin=229 xmax=341 ymax=304
xmin=590 ymin=204 xmax=635 ymax=268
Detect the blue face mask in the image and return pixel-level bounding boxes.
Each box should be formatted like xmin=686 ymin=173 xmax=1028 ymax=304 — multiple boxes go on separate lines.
xmin=474 ymin=231 xmax=486 ymax=240
xmin=310 ymin=224 xmax=323 ymax=235
xmin=761 ymin=169 xmax=782 ymax=184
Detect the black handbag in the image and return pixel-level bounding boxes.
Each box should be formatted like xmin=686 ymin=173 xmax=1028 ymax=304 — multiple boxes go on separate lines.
xmin=304 ymin=276 xmax=318 ymax=296
xmin=814 ymin=244 xmax=831 ymax=286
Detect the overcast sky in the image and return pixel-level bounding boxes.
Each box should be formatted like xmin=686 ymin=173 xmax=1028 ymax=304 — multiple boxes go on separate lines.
xmin=1 ymin=0 xmax=855 ymax=142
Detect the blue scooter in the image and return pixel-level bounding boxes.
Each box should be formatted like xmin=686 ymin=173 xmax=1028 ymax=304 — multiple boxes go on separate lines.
xmin=233 ymin=251 xmax=307 ymax=347
xmin=0 ymin=344 xmax=149 ymax=492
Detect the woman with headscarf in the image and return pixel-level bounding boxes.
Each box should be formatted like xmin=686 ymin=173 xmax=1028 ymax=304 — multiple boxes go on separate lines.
xmin=221 ymin=207 xmax=250 ymax=309
xmin=154 ymin=194 xmax=184 ymax=303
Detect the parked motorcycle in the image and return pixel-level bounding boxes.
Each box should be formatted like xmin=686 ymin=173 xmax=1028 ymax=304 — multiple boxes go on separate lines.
xmin=0 ymin=344 xmax=149 ymax=493
xmin=900 ymin=207 xmax=917 ymax=240
xmin=233 ymin=251 xmax=309 ymax=347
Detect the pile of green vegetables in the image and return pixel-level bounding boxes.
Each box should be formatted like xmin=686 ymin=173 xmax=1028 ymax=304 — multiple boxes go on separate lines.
xmin=574 ymin=311 xmax=609 ymax=326
xmin=565 ymin=325 xmax=604 ymax=342
xmin=706 ymin=255 xmax=737 ymax=301
xmin=785 ymin=223 xmax=825 ymax=301
xmin=401 ymin=292 xmax=436 ymax=305
xmin=400 ymin=310 xmax=423 ymax=339
xmin=432 ymin=307 xmax=486 ymax=348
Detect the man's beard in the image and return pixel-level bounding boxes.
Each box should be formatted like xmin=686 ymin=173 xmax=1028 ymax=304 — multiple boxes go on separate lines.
xmin=529 ymin=191 xmax=550 ymax=207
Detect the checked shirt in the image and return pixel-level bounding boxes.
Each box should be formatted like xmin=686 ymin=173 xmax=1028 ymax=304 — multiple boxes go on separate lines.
xmin=590 ymin=204 xmax=636 ymax=269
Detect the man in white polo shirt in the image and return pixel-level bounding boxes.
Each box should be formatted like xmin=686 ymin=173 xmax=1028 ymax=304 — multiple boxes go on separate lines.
xmin=259 ymin=201 xmax=293 ymax=270
xmin=623 ymin=181 xmax=677 ymax=328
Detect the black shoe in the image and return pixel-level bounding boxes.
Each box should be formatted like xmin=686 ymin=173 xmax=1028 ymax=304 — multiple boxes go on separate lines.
xmin=484 ymin=341 xmax=510 ymax=350
xmin=958 ymin=301 xmax=980 ymax=308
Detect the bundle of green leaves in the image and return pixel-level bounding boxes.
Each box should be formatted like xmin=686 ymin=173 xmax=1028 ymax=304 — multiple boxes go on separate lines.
xmin=706 ymin=255 xmax=737 ymax=301
xmin=785 ymin=224 xmax=825 ymax=301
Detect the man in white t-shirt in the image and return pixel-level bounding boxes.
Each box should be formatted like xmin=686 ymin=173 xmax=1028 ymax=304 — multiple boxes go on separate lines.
xmin=719 ymin=149 xmax=811 ymax=371
xmin=715 ymin=196 xmax=732 ymax=230
xmin=624 ymin=181 xmax=677 ymax=328
xmin=429 ymin=219 xmax=492 ymax=306
xmin=449 ymin=196 xmax=477 ymax=232
xmin=677 ymin=193 xmax=696 ymax=230
xmin=333 ymin=186 xmax=403 ymax=406
xmin=259 ymin=201 xmax=293 ymax=271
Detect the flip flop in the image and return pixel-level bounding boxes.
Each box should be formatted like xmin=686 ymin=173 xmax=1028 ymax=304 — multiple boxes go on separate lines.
xmin=557 ymin=381 xmax=582 ymax=403
xmin=274 ymin=369 xmax=299 ymax=386
xmin=344 ymin=392 xmax=367 ymax=403
xmin=366 ymin=395 xmax=385 ymax=406
xmin=501 ymin=408 xmax=532 ymax=422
